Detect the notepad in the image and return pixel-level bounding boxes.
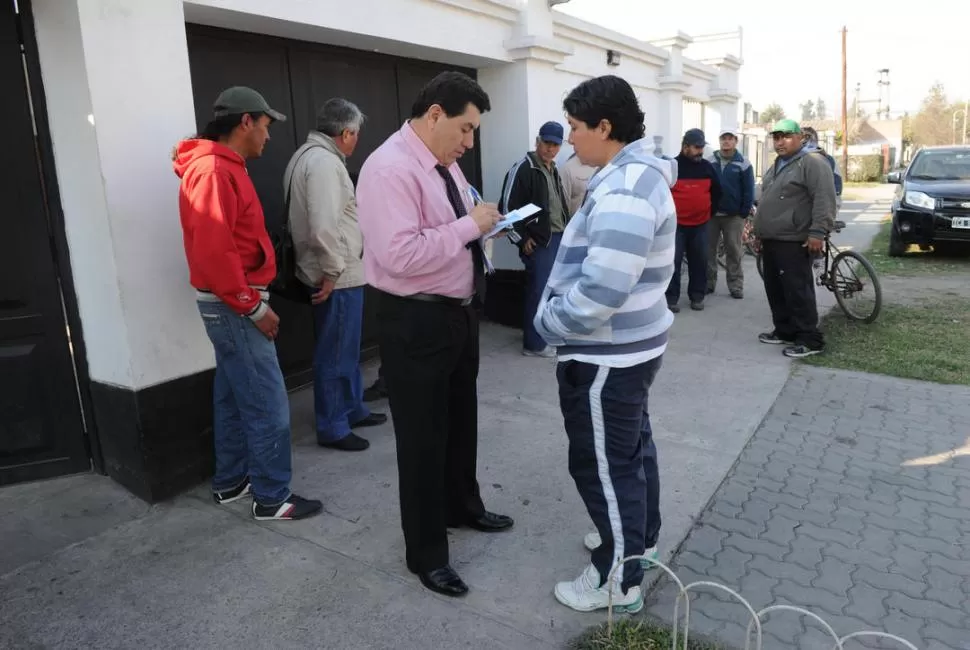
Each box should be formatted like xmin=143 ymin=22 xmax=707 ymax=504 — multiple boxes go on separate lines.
xmin=484 ymin=204 xmax=541 ymax=240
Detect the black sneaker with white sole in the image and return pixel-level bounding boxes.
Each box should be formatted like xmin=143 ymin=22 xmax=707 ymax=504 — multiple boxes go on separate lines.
xmin=253 ymin=494 xmax=323 ymax=521
xmin=758 ymin=332 xmax=794 ymax=345
xmin=213 ymin=477 xmax=250 ymax=505
xmin=783 ymin=344 xmax=823 ymax=359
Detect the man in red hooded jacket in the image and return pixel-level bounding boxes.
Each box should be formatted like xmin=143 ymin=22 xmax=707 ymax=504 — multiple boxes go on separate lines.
xmin=173 ymin=86 xmax=321 ymax=521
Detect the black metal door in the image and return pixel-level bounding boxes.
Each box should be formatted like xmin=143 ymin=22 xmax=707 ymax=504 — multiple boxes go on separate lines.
xmin=0 ymin=0 xmax=89 ymax=485
xmin=185 ymin=24 xmax=482 ymax=387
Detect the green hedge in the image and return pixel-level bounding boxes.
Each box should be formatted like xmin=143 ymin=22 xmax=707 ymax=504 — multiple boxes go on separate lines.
xmin=839 ymin=155 xmax=884 ymax=182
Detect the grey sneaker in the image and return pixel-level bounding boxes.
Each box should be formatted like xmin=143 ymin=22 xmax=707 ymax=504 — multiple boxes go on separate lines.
xmin=522 ymin=347 xmax=556 ymax=358
xmin=690 ymin=300 xmax=705 ymax=311
xmin=730 ymin=289 xmax=744 ymax=299
xmin=783 ymin=344 xmax=823 ymax=359
xmin=758 ymin=332 xmax=794 ymax=345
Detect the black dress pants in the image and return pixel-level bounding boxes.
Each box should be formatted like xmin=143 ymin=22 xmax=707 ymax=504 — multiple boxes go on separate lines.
xmin=378 ymin=292 xmax=486 ymax=572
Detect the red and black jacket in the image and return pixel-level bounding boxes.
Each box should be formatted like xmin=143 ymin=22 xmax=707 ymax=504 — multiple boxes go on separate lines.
xmin=671 ymin=154 xmax=722 ymax=226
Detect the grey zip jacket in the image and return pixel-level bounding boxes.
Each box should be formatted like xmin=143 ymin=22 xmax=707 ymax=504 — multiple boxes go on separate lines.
xmin=755 ymin=148 xmax=837 ymax=242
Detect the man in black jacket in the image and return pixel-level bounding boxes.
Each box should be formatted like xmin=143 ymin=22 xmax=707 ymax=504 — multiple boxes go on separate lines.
xmin=499 ymin=121 xmax=572 ymax=357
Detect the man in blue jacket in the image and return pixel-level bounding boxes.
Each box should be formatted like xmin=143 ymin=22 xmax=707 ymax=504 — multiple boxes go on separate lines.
xmin=706 ymin=129 xmax=755 ymax=299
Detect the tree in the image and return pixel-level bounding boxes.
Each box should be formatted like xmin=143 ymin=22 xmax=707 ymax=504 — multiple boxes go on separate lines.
xmin=761 ymin=103 xmax=785 ymax=124
xmin=910 ymin=83 xmax=959 ymax=147
xmin=816 ymin=98 xmax=828 ymax=120
xmin=799 ymin=100 xmax=816 ymax=121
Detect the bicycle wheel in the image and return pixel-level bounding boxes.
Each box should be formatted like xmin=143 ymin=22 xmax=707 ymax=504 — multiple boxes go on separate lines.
xmin=830 ymin=250 xmax=882 ymax=323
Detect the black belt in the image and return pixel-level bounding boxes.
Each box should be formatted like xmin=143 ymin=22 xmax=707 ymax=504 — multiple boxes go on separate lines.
xmin=404 ymin=293 xmax=473 ymax=307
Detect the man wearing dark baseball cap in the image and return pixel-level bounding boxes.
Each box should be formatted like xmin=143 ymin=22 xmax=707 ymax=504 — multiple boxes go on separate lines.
xmin=173 ymin=86 xmax=322 ymax=521
xmin=498 ymin=121 xmax=572 ymax=357
xmin=213 ymin=86 xmax=287 ymax=122
xmin=666 ymin=128 xmax=721 ymax=312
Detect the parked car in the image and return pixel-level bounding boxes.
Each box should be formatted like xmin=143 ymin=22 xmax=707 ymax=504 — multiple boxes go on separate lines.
xmin=886 ymin=146 xmax=970 ymax=256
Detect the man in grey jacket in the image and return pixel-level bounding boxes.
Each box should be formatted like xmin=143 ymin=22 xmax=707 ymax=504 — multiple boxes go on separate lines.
xmin=754 ymin=119 xmax=837 ymax=359
xmin=283 ymin=98 xmax=386 ymax=452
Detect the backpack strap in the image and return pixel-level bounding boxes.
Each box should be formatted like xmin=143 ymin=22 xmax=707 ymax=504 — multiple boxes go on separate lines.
xmin=282 ymin=144 xmax=324 ymax=235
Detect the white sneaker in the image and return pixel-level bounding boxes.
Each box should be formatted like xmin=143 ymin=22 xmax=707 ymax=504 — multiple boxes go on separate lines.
xmin=583 ymin=532 xmax=660 ymax=568
xmin=554 ymin=564 xmax=643 ymax=613
xmin=522 ymin=346 xmax=556 ymax=358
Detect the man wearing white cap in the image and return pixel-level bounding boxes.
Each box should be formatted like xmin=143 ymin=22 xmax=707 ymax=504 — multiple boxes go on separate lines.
xmin=707 ymin=129 xmax=755 ymax=299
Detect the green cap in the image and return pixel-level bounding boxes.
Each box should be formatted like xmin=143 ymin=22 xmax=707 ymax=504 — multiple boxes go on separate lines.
xmin=213 ymin=86 xmax=286 ymax=122
xmin=770 ymin=118 xmax=801 ymax=134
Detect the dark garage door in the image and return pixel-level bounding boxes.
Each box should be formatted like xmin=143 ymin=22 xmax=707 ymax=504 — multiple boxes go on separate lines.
xmin=185 ymin=24 xmax=482 ymax=388
xmin=1 ymin=0 xmax=90 ymax=485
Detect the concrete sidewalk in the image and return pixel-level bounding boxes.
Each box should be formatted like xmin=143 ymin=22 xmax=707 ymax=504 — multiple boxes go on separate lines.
xmin=0 ymin=191 xmax=892 ymax=649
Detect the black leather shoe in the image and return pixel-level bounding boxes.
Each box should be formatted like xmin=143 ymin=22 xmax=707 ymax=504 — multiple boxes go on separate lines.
xmin=416 ymin=565 xmax=468 ymax=597
xmin=319 ymin=433 xmax=369 ymax=452
xmin=452 ymin=511 xmax=514 ymax=532
xmin=353 ymin=413 xmax=388 ymax=428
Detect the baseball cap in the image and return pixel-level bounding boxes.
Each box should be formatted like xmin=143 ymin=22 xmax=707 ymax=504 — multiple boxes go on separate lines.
xmin=213 ymin=86 xmax=286 ymax=122
xmin=538 ymin=121 xmax=564 ymax=144
xmin=682 ymin=128 xmax=707 ymax=147
xmin=770 ymin=118 xmax=801 ymax=135
xmin=719 ymin=128 xmax=739 ymax=138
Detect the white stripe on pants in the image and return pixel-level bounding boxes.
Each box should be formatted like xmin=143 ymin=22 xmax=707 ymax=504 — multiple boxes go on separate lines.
xmin=589 ymin=366 xmax=625 ymax=589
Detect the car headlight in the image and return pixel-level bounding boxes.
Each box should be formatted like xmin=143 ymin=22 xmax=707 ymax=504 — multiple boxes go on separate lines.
xmin=903 ymin=191 xmax=936 ymax=211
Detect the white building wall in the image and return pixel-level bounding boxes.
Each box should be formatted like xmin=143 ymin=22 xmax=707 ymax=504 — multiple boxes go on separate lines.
xmin=33 ymin=0 xmax=204 ymax=390
xmin=30 ymin=0 xmax=741 ymax=388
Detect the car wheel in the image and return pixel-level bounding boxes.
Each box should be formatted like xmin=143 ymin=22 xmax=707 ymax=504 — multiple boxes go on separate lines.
xmin=888 ymin=224 xmax=906 ymax=257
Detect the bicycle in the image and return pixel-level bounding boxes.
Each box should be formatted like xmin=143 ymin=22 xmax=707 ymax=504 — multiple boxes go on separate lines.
xmin=754 ymin=219 xmax=883 ymax=323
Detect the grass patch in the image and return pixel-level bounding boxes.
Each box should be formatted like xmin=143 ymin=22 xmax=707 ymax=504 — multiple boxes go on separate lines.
xmin=863 ymin=219 xmax=970 ymax=276
xmin=804 ymin=297 xmax=970 ymax=385
xmin=844 ymin=181 xmax=882 ymax=189
xmin=570 ymin=619 xmax=725 ymax=650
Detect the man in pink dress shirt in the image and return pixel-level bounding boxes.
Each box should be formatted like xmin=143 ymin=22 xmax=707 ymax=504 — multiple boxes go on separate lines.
xmin=356 ymin=71 xmax=513 ymax=598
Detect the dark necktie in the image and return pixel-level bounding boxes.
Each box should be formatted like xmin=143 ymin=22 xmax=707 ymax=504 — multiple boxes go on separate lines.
xmin=434 ymin=164 xmax=486 ymax=302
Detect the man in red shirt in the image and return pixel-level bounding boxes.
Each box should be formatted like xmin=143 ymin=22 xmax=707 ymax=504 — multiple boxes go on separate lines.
xmin=665 ymin=128 xmax=721 ymax=312
xmin=173 ymin=86 xmax=322 ymax=521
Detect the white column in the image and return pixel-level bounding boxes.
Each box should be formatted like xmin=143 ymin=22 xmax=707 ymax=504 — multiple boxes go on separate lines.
xmin=478 ymin=0 xmax=572 ymax=270
xmin=652 ymin=33 xmax=693 ymax=153
xmin=32 ymin=0 xmax=206 ymax=390
xmin=655 ymin=81 xmax=689 ymax=154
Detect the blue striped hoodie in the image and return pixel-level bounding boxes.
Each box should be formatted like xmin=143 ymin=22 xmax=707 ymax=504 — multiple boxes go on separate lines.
xmin=534 ymin=139 xmax=678 ymax=363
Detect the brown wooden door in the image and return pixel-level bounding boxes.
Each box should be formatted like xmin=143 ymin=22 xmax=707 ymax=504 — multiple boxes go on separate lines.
xmin=0 ymin=0 xmax=89 ymax=485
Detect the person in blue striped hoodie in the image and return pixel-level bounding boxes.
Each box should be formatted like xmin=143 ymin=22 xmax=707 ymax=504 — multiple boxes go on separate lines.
xmin=534 ymin=75 xmax=678 ymax=614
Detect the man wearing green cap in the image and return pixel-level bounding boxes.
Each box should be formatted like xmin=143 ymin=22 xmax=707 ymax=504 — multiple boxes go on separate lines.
xmin=754 ymin=118 xmax=836 ymax=358
xmin=174 ymin=86 xmax=322 ymax=521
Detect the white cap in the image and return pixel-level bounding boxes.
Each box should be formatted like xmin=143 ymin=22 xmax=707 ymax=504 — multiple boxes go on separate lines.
xmin=719 ymin=128 xmax=740 ymax=138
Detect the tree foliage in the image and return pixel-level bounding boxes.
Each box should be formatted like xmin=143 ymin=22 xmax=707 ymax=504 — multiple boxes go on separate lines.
xmin=816 ymin=98 xmax=828 ymax=120
xmin=761 ymin=103 xmax=785 ymax=124
xmin=910 ymin=82 xmax=968 ymax=147
xmin=800 ymin=100 xmax=816 ymax=121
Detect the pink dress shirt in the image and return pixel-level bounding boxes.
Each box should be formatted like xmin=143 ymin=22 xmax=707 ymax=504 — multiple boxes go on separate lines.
xmin=356 ymin=122 xmax=481 ymax=299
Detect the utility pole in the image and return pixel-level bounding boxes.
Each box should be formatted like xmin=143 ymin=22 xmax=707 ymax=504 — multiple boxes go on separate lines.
xmin=841 ymin=27 xmax=848 ymax=173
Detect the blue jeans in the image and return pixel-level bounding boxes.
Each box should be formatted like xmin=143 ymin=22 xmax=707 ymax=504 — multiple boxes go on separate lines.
xmin=521 ymin=232 xmax=562 ymax=351
xmin=197 ymin=300 xmax=292 ymax=506
xmin=666 ymin=223 xmax=709 ymax=304
xmin=310 ymin=286 xmax=370 ymax=442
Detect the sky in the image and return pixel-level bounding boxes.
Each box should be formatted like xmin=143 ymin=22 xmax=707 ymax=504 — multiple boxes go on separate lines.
xmin=557 ymin=0 xmax=970 ymax=120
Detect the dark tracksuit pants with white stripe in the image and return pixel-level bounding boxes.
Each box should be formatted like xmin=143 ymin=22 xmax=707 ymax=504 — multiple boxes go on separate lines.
xmin=557 ymin=355 xmax=663 ymax=594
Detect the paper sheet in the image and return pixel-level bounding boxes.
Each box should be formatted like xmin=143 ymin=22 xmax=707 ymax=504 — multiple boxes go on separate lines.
xmin=485 ymin=203 xmax=541 ymax=240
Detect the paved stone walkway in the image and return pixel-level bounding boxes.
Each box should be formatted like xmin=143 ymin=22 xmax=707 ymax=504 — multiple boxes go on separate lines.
xmin=646 ymin=365 xmax=970 ymax=650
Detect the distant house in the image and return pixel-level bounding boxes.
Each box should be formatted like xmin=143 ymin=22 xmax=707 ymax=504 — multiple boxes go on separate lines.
xmin=738 ymin=117 xmax=904 ymax=178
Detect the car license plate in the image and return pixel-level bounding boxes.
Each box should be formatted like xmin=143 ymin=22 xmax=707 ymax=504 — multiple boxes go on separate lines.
xmin=953 ymin=217 xmax=970 ymax=229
